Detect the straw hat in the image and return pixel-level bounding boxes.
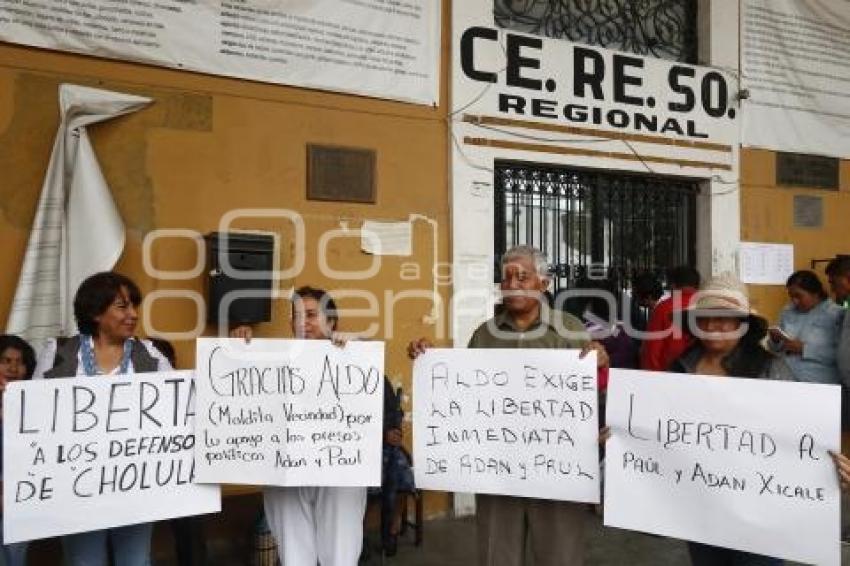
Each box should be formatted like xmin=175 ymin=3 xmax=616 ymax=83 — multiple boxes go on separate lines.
xmin=685 ymin=272 xmax=761 ymax=319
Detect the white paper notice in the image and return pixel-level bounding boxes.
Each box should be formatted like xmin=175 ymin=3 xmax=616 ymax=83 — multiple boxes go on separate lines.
xmin=739 ymin=242 xmax=794 ymax=285
xmin=413 ymin=349 xmax=599 ymax=503
xmin=604 ymin=370 xmax=841 ymax=566
xmin=361 ymin=220 xmax=413 ymax=256
xmin=3 ymin=372 xmax=221 ymax=544
xmin=194 ymin=338 xmax=384 ymax=487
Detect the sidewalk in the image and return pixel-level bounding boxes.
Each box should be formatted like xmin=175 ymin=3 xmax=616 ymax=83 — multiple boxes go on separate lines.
xmin=361 ymin=511 xmax=691 ymax=566
xmin=361 ymin=513 xmax=848 ymax=566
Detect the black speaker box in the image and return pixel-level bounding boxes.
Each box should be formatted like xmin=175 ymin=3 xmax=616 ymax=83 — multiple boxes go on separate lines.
xmin=205 ymin=232 xmax=274 ymax=324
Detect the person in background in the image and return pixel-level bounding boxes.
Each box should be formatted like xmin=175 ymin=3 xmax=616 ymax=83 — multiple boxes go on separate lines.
xmin=826 ymin=257 xmax=850 ymax=541
xmin=768 ymin=270 xmax=843 ymax=385
xmin=374 ymin=382 xmax=413 ymax=557
xmin=826 ymin=257 xmax=850 ymax=388
xmin=640 ymin=265 xmax=701 ymax=371
xmin=580 ymin=284 xmax=639 ymax=371
xmin=32 ymin=272 xmax=172 ymax=566
xmin=230 ymin=286 xmax=367 ymax=566
xmin=671 ymin=274 xmax=791 ymax=566
xmin=632 ymin=271 xmax=664 ymax=313
xmin=408 ymin=245 xmax=609 ymax=566
xmin=0 ymin=334 xmax=36 ymax=403
xmin=631 ymin=271 xmax=664 ymax=334
xmin=0 ymin=334 xmax=36 ymax=566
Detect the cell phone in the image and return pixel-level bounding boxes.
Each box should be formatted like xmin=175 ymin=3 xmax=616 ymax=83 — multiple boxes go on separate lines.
xmin=768 ymin=326 xmax=792 ymax=340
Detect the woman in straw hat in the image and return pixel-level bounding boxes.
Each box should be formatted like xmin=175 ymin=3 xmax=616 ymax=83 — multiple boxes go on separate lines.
xmin=670 ymin=274 xmax=791 ymax=566
xmin=600 ymin=274 xmax=849 ymax=561
xmin=670 ymin=273 xmax=793 ymax=382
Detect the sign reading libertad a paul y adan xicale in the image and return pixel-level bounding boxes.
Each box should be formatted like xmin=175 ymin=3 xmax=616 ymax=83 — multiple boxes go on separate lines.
xmin=605 ymin=370 xmax=840 ymax=566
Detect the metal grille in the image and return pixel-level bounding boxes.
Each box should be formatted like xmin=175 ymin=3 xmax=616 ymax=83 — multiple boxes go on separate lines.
xmin=494 ymin=0 xmax=699 ymax=63
xmin=495 ymin=161 xmax=697 ymax=295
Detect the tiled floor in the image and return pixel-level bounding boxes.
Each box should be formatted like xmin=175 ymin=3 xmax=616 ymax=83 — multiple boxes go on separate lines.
xmin=360 ymin=512 xmax=691 ymax=566
xmin=21 ymin=503 xmax=847 ymax=565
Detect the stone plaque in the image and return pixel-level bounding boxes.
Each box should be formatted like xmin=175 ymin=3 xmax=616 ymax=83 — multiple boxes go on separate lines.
xmin=793 ymin=195 xmax=823 ymax=228
xmin=307 ymin=145 xmax=376 ymax=203
xmin=777 ymin=153 xmax=839 ymax=190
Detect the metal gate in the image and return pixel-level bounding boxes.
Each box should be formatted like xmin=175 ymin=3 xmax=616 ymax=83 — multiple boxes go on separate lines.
xmin=494 ymin=161 xmax=698 ymax=295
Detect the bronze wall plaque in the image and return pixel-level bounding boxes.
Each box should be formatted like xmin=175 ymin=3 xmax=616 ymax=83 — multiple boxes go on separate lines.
xmin=307 ymin=144 xmax=376 ymax=203
xmin=793 ymin=195 xmax=823 ymax=228
xmin=777 ymin=152 xmax=839 ymax=190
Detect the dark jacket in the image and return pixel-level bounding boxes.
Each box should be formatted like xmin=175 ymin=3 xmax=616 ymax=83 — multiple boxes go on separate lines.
xmin=43 ymin=335 xmax=159 ymax=379
xmin=670 ymin=344 xmax=794 ymax=381
xmin=383 ymin=379 xmax=403 ymax=432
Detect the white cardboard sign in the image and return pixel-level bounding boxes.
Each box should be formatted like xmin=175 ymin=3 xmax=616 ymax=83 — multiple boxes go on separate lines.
xmin=604 ymin=369 xmax=841 ymax=566
xmin=194 ymin=338 xmax=384 ymax=487
xmin=2 ymin=372 xmax=221 ymax=544
xmin=413 ymin=348 xmax=599 ymax=502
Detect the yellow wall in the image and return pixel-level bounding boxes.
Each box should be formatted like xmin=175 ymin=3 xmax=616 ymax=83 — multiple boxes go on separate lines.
xmin=741 ymin=148 xmax=850 ymax=322
xmin=0 ymin=6 xmax=452 ymax=515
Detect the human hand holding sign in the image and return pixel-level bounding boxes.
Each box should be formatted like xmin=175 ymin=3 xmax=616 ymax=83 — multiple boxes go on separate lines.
xmin=407 ymin=337 xmax=433 ymax=360
xmin=229 ymin=325 xmax=253 ymax=342
xmin=829 ymin=451 xmax=850 ymax=491
xmin=580 ymin=340 xmax=610 ymax=368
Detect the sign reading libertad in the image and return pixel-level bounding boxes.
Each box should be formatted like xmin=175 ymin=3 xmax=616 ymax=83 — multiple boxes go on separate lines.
xmin=3 ymin=372 xmax=221 ymax=544
xmin=604 ymin=370 xmax=841 ymax=566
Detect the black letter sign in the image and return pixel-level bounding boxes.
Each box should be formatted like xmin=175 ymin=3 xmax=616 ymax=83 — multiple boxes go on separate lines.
xmin=461 ymin=27 xmax=498 ymax=83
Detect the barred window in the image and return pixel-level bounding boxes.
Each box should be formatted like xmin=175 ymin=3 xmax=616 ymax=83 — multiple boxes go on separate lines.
xmin=494 ymin=0 xmax=698 ymax=63
xmin=495 ymin=161 xmax=698 ymax=295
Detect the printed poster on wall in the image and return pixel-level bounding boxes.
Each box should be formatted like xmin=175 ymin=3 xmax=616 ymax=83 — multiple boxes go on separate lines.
xmin=741 ymin=0 xmax=850 ymax=158
xmin=3 ymin=372 xmax=221 ymax=544
xmin=194 ymin=338 xmax=384 ymax=487
xmin=413 ymin=348 xmax=600 ymax=502
xmin=604 ymin=370 xmax=841 ymax=566
xmin=0 ymin=1 xmax=440 ymax=106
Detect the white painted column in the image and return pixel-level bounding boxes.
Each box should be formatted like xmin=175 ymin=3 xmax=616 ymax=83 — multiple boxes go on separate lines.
xmin=702 ymin=0 xmax=743 ymax=277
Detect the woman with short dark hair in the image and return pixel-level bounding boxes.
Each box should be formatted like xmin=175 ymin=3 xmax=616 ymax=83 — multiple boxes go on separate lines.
xmin=0 ymin=334 xmax=36 ymax=566
xmin=0 ymin=334 xmax=36 ymax=383
xmin=32 ymin=272 xmax=171 ymax=566
xmin=768 ymin=269 xmax=843 ymax=384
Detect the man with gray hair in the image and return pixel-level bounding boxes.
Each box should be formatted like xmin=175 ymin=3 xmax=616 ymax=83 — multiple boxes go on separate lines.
xmin=409 ymin=244 xmax=609 ymax=566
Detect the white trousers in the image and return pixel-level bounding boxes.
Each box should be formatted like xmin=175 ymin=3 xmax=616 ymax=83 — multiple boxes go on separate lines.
xmin=263 ymin=486 xmax=368 ymax=566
